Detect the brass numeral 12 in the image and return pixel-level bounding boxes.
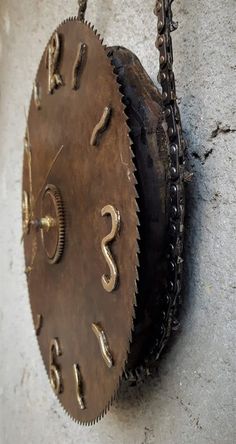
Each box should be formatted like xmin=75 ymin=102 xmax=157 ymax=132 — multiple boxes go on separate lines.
xmin=46 ymin=32 xmax=63 ymax=94
xmin=101 ymin=205 xmax=120 ymax=292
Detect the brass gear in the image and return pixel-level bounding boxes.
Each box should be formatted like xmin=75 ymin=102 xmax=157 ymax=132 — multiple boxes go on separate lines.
xmin=40 ymin=184 xmax=65 ymax=265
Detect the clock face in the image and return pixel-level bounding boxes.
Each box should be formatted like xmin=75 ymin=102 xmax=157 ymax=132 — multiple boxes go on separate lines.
xmin=22 ymin=19 xmax=139 ymax=423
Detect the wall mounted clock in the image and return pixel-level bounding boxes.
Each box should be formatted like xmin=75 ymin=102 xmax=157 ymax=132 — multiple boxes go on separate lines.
xmin=22 ymin=0 xmax=187 ymax=424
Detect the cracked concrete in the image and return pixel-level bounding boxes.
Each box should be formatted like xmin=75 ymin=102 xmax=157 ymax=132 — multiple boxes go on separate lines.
xmin=211 ymin=123 xmax=236 ymax=139
xmin=0 ymin=1 xmax=235 ymax=443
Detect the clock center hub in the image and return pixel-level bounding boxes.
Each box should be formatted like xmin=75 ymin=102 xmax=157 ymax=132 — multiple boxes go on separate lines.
xmin=40 ymin=184 xmax=65 ymax=264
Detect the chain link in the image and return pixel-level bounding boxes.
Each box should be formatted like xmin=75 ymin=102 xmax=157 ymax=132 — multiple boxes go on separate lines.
xmin=78 ymin=0 xmax=87 ymax=21
xmin=124 ymin=1 xmax=186 ymax=381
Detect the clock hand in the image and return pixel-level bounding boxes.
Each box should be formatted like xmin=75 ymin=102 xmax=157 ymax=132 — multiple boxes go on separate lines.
xmin=33 ymin=144 xmax=64 ymax=208
xmin=24 ymin=127 xmax=34 ymax=219
xmin=23 ymin=142 xmax=64 ymax=229
xmin=23 ymin=142 xmax=65 ymax=276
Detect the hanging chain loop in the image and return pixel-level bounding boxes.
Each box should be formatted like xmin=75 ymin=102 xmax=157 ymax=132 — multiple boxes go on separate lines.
xmin=74 ymin=0 xmax=186 ymax=379
xmin=152 ymin=0 xmax=186 ymax=361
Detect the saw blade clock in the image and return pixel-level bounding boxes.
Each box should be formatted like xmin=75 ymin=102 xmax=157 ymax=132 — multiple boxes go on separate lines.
xmin=22 ymin=0 xmax=186 ymax=425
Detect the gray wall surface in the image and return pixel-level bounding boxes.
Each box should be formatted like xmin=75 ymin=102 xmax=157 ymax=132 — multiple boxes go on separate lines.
xmin=0 ymin=1 xmax=235 ymax=443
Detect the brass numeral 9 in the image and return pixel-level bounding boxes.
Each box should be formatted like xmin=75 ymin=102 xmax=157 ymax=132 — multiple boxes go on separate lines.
xmin=49 ymin=338 xmax=63 ymax=395
xmin=101 ymin=205 xmax=120 ymax=292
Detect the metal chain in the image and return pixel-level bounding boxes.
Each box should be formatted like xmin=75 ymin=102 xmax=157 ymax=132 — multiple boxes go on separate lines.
xmin=78 ymin=0 xmax=88 ymax=21
xmin=124 ymin=1 xmax=186 ymax=382
xmin=152 ymin=0 xmax=186 ymax=360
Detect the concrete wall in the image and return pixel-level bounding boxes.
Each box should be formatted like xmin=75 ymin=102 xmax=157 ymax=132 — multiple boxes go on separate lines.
xmin=0 ymin=1 xmax=235 ymax=443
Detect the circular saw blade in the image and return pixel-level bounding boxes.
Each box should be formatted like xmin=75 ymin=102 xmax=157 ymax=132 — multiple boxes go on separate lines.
xmin=22 ymin=18 xmax=139 ymax=424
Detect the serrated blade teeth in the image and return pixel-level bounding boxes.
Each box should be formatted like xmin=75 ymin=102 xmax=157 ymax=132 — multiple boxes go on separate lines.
xmin=135 ymin=199 xmax=140 ymax=212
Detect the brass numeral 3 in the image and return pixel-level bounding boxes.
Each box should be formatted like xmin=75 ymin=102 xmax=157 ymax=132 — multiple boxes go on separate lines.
xmin=101 ymin=205 xmax=120 ymax=292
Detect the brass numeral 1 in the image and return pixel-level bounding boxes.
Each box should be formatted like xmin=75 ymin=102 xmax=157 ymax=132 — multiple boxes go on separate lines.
xmin=72 ymin=42 xmax=87 ymax=90
xmin=46 ymin=32 xmax=63 ymax=94
xmin=33 ymin=81 xmax=41 ymax=109
xmin=92 ymin=323 xmax=113 ymax=368
xmin=35 ymin=314 xmax=43 ymax=336
xmin=101 ymin=205 xmax=120 ymax=292
xmin=73 ymin=364 xmax=85 ymax=410
xmin=90 ymin=106 xmax=112 ymax=146
xmin=49 ymin=338 xmax=63 ymax=395
xmin=22 ymin=190 xmax=30 ymax=235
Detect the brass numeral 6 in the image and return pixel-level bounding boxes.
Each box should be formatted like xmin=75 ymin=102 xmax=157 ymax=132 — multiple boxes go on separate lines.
xmin=49 ymin=338 xmax=63 ymax=395
xmin=101 ymin=205 xmax=120 ymax=292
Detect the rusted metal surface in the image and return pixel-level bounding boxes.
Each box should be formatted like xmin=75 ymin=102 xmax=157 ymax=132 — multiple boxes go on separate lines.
xmin=108 ymin=46 xmax=170 ymax=374
xmin=23 ymin=19 xmax=139 ymax=424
